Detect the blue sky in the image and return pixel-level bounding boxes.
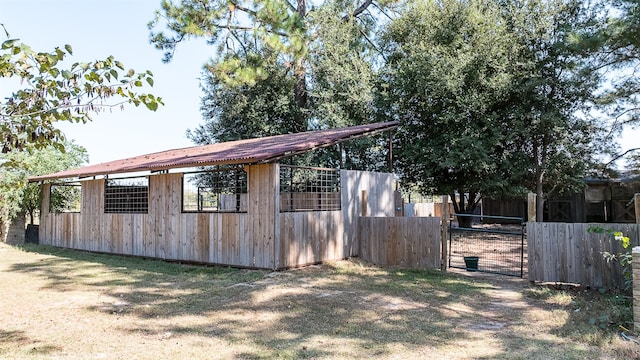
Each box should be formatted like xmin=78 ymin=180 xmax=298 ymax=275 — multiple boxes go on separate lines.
xmin=2 ymin=0 xmax=212 ymax=164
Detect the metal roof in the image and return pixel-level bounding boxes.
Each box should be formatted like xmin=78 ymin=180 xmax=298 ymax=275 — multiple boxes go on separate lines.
xmin=30 ymin=121 xmax=398 ymax=182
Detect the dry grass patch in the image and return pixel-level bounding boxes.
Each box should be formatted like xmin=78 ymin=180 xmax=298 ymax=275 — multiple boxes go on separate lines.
xmin=0 ymin=243 xmax=638 ymax=359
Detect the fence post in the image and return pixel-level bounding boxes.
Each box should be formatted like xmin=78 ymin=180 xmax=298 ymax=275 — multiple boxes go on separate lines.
xmin=394 ymin=190 xmax=404 ymax=217
xmin=361 ymin=190 xmax=368 ymax=217
xmin=634 ymin=247 xmax=640 ymax=333
xmin=635 ymin=193 xmax=640 ymax=224
xmin=527 ymin=193 xmax=537 ymax=222
xmin=441 ymin=195 xmax=449 ymax=272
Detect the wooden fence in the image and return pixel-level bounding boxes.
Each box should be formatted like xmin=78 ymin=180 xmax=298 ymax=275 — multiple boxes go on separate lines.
xmin=358 ymin=217 xmax=441 ymax=269
xmin=527 ymin=222 xmax=640 ymax=289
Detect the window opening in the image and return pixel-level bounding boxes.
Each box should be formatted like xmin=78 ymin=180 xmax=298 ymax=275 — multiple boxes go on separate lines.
xmin=182 ymin=167 xmax=248 ymax=212
xmin=279 ymin=165 xmax=341 ymax=212
xmin=50 ymin=183 xmax=82 ymax=213
xmin=104 ymin=177 xmax=149 ymax=213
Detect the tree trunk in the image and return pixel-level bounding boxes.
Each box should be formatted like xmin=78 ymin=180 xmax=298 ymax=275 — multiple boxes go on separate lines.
xmin=533 ymin=135 xmax=548 ymax=222
xmin=451 ymin=190 xmax=476 ymax=228
xmin=293 ymin=0 xmax=308 ymax=133
xmin=536 ymin=176 xmax=544 ymax=223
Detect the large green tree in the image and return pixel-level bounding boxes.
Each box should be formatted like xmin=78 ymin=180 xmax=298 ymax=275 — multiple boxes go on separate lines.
xmin=181 ymin=1 xmax=390 ymax=170
xmin=379 ymin=0 xmax=601 ymax=222
xmin=503 ymin=0 xmax=602 ymax=220
xmin=0 ymin=33 xmax=162 ymax=154
xmin=379 ymin=0 xmax=520 ymax=224
xmin=189 ymin=54 xmax=300 ymax=145
xmin=149 ymin=0 xmax=384 ymax=133
xmin=598 ymin=0 xmax=640 ymax=123
xmin=584 ymin=0 xmax=640 ymax=167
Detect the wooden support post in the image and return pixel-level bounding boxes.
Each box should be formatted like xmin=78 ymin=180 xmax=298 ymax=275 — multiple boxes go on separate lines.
xmin=394 ymin=190 xmax=404 ymax=217
xmin=633 ymin=247 xmax=640 ymax=333
xmin=441 ymin=195 xmax=449 ymax=272
xmin=527 ymin=193 xmax=537 ymax=222
xmin=635 ymin=193 xmax=640 ymax=224
xmin=361 ymin=190 xmax=368 ymax=217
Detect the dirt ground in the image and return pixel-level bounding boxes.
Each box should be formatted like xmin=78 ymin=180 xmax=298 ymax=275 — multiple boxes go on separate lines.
xmin=1 ymin=243 xmax=637 ymax=359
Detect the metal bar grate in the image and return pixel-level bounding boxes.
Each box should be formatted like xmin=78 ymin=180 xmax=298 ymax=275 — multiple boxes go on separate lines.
xmin=104 ymin=177 xmax=149 ymax=213
xmin=448 ymin=213 xmax=525 ymax=277
xmin=279 ymin=165 xmax=341 ymax=212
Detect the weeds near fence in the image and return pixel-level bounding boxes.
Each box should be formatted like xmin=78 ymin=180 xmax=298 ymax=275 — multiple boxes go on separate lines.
xmin=588 ymin=226 xmax=633 ymax=290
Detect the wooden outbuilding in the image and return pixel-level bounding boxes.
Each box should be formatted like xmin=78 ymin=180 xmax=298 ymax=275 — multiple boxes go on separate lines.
xmin=29 ymin=122 xmax=398 ymax=270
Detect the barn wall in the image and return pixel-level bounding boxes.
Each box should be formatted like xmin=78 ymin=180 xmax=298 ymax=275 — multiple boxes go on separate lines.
xmin=275 ymin=170 xmax=394 ymax=268
xmin=39 ymin=166 xmax=277 ymax=269
xmin=340 ymin=170 xmax=395 ymax=257
xmin=278 ymin=211 xmax=343 ymax=268
xmin=38 ymin=166 xmax=395 ymax=270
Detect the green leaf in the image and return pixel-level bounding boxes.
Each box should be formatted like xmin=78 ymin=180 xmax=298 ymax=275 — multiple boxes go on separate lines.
xmin=145 ymin=100 xmax=159 ymax=111
xmin=61 ymin=70 xmax=72 ymax=80
xmin=146 ymin=77 xmax=154 ymax=86
xmin=64 ymin=44 xmax=73 ymax=55
xmin=1 ymin=39 xmax=18 ymax=49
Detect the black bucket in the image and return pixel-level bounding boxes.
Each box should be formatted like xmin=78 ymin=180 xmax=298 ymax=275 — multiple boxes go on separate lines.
xmin=463 ymin=256 xmax=479 ymax=271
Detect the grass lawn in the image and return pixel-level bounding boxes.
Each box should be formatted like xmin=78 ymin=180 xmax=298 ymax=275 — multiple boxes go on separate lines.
xmin=0 ymin=242 xmax=638 ymax=359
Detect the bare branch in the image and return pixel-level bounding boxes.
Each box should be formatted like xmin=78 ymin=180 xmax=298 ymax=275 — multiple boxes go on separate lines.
xmin=602 ymin=147 xmax=640 ymax=168
xmin=341 ymin=0 xmax=374 ymax=21
xmin=285 ymin=0 xmax=296 ymax=13
xmin=351 ymin=0 xmax=374 ymax=18
xmin=228 ymin=1 xmax=258 ymax=17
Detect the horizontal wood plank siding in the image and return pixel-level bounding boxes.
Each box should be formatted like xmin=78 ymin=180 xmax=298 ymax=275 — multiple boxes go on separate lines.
xmin=527 ymin=222 xmax=640 ymax=288
xmin=358 ymin=217 xmax=441 ymax=269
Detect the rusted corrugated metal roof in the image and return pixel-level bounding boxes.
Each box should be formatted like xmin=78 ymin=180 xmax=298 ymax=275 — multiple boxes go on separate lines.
xmin=30 ymin=121 xmax=398 ymax=182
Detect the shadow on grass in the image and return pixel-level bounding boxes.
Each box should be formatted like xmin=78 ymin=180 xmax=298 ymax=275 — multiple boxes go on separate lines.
xmin=0 ymin=329 xmax=63 ymax=356
xmin=8 ymin=243 xmax=626 ymax=358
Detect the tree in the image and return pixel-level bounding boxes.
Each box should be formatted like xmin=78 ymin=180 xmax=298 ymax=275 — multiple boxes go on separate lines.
xmin=188 ymin=54 xmax=301 ymax=145
xmin=597 ymin=0 xmax=640 ymax=122
xmin=308 ymin=4 xmax=390 ymax=171
xmin=379 ymin=0 xmax=602 ymax=223
xmin=180 ymin=1 xmax=390 ymax=170
xmin=378 ymin=0 xmax=521 ymax=225
xmin=584 ymin=0 xmax=640 ymax=166
xmin=503 ymin=0 xmax=602 ymax=220
xmin=148 ymin=0 xmax=381 ymax=132
xmin=0 ymin=142 xmax=87 ymax=232
xmin=1 ymin=30 xmax=163 ymax=154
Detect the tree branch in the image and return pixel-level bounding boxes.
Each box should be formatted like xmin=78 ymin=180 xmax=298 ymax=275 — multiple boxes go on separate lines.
xmin=341 ymin=0 xmax=374 ymax=21
xmin=603 ymin=147 xmax=640 ymax=168
xmin=228 ymin=1 xmax=258 ymax=17
xmin=351 ymin=0 xmax=374 ymax=18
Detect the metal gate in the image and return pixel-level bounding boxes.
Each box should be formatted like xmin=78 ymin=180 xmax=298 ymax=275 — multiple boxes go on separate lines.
xmin=448 ymin=213 xmax=525 ymax=277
